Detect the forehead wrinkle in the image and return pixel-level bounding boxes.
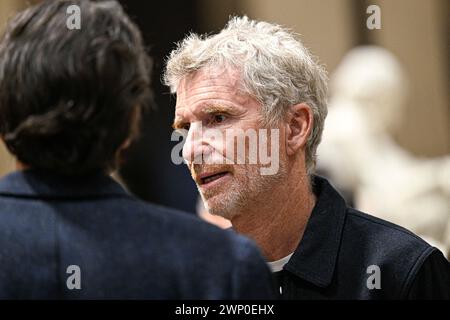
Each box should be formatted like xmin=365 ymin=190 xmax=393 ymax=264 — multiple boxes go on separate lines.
xmin=176 ymin=101 xmax=242 ymax=122
xmin=184 ymin=67 xmax=242 ymax=86
xmin=177 ymin=69 xmax=242 ymax=98
xmin=177 ymin=84 xmax=242 ymax=104
xmin=177 ymin=87 xmax=254 ymax=111
xmin=175 ymin=68 xmax=261 ymax=121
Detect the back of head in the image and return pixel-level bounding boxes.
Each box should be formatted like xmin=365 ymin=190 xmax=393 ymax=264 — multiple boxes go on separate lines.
xmin=0 ymin=0 xmax=152 ymax=175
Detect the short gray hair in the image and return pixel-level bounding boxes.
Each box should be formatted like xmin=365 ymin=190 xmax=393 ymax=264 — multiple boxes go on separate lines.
xmin=164 ymin=16 xmax=328 ymax=174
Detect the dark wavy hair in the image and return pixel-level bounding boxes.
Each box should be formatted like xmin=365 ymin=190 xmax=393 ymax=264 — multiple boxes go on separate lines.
xmin=0 ymin=0 xmax=152 ymax=175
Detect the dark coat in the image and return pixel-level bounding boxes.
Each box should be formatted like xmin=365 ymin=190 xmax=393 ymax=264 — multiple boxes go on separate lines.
xmin=0 ymin=169 xmax=276 ymax=299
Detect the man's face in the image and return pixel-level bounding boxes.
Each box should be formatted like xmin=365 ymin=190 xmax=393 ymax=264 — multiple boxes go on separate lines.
xmin=173 ymin=68 xmax=285 ymax=219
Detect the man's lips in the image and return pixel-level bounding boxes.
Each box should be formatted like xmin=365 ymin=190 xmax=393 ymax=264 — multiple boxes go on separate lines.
xmin=196 ymin=171 xmax=230 ymax=186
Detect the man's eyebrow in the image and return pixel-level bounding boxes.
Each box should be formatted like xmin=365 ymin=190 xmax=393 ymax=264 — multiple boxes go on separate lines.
xmin=172 ymin=117 xmax=185 ymax=130
xmin=202 ymin=104 xmax=240 ymax=115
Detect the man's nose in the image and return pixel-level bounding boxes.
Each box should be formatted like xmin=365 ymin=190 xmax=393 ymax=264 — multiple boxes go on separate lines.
xmin=182 ymin=121 xmax=207 ymax=164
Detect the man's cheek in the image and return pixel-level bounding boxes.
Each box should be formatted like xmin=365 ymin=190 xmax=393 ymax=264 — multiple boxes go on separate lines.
xmin=202 ymin=129 xmax=228 ymax=164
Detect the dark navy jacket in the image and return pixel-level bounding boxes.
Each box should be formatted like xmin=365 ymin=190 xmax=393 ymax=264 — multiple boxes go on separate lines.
xmin=0 ymin=169 xmax=276 ymax=299
xmin=274 ymin=176 xmax=450 ymax=299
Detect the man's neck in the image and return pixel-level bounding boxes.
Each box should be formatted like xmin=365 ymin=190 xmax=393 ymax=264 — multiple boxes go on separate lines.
xmin=231 ymin=170 xmax=316 ymax=262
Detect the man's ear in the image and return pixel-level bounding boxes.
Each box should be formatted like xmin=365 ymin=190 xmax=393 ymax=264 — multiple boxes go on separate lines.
xmin=285 ymin=103 xmax=313 ymax=156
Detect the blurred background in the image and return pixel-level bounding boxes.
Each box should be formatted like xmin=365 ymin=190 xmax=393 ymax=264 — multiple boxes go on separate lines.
xmin=0 ymin=0 xmax=448 ymax=252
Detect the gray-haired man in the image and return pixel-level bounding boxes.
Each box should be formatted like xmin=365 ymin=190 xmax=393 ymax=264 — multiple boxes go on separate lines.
xmin=164 ymin=16 xmax=450 ymax=299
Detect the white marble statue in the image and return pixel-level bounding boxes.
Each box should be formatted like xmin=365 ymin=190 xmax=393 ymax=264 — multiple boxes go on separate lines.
xmin=317 ymin=46 xmax=450 ymax=257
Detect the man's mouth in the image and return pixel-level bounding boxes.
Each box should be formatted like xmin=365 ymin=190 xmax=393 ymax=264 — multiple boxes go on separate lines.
xmin=197 ymin=171 xmax=230 ymax=186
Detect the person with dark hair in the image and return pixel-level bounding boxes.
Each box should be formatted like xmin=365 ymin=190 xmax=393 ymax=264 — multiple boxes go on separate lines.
xmin=0 ymin=0 xmax=276 ymax=299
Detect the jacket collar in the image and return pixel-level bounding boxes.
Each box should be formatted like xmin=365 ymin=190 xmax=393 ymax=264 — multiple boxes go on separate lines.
xmin=0 ymin=169 xmax=128 ymax=199
xmin=284 ymin=175 xmax=347 ymax=288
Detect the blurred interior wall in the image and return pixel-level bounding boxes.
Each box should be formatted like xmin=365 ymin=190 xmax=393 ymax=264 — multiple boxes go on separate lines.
xmin=238 ymin=0 xmax=357 ymax=73
xmin=372 ymin=0 xmax=449 ymax=156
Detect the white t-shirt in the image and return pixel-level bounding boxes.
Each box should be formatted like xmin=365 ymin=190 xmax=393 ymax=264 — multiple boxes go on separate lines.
xmin=268 ymin=253 xmax=294 ymax=295
xmin=267 ymin=253 xmax=294 ymax=273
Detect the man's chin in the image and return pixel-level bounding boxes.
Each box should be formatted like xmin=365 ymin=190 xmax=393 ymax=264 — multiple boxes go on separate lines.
xmin=197 ymin=180 xmax=228 ymax=200
xmin=202 ymin=193 xmax=236 ymax=220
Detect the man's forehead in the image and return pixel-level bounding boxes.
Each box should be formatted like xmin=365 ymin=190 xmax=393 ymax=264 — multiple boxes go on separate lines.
xmin=175 ymin=94 xmax=256 ymax=118
xmin=177 ymin=67 xmax=241 ymax=93
xmin=177 ymin=70 xmax=253 ymax=106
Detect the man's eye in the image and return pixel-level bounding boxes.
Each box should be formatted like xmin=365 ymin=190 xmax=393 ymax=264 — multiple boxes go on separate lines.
xmin=213 ymin=114 xmax=226 ymax=124
xmin=182 ymin=123 xmax=190 ymax=131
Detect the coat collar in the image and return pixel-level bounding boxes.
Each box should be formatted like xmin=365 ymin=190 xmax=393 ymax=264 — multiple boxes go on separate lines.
xmin=284 ymin=175 xmax=347 ymax=288
xmin=0 ymin=169 xmax=128 ymax=199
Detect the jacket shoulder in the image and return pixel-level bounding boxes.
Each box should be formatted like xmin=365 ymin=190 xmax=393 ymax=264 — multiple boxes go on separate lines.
xmin=121 ymin=200 xmax=275 ymax=298
xmin=0 ymin=195 xmax=271 ymax=298
xmin=342 ymin=208 xmax=438 ymax=298
xmin=346 ymin=208 xmax=432 ymax=247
